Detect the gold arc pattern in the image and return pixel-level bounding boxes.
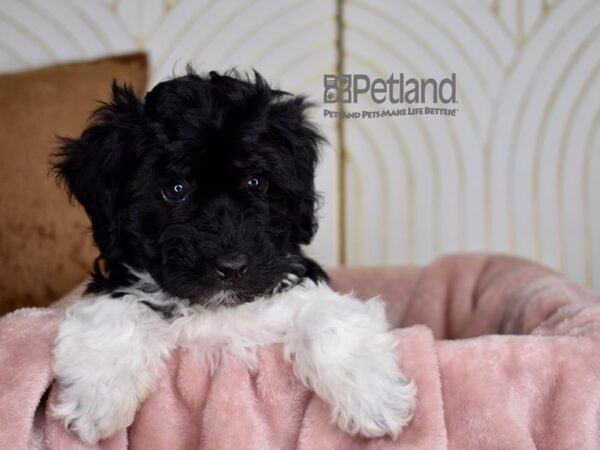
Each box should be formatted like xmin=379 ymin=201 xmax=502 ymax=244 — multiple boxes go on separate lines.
xmin=532 ymin=26 xmax=600 ymax=270
xmin=345 ymin=50 xmax=442 ymax=259
xmin=0 ymin=0 xmax=597 ymax=285
xmin=66 ymin=0 xmax=118 ymax=52
xmin=582 ymin=109 xmax=600 ymax=287
xmin=347 ymin=4 xmax=470 ymax=256
xmin=504 ymin=0 xmax=591 ymax=255
xmin=557 ymin=63 xmax=600 ymax=277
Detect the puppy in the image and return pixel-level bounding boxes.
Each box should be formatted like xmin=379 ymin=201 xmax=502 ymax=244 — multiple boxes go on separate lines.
xmin=51 ymin=69 xmax=416 ymax=444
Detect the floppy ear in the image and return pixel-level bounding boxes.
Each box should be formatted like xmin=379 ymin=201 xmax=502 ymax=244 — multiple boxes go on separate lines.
xmin=295 ymin=184 xmax=321 ymax=245
xmin=268 ymin=95 xmax=324 ymax=245
xmin=53 ymin=83 xmax=145 ymax=261
xmin=292 ymin=124 xmax=321 ymax=245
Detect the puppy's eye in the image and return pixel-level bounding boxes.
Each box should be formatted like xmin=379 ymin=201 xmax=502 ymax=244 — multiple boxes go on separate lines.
xmin=161 ymin=180 xmax=188 ymax=203
xmin=246 ymin=176 xmax=267 ymax=192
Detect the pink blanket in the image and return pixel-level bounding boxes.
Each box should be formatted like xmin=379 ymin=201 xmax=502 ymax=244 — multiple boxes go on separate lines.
xmin=1 ymin=254 xmax=599 ymax=449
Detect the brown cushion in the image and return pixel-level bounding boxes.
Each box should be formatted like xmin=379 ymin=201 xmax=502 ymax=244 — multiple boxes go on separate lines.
xmin=0 ymin=53 xmax=148 ymax=315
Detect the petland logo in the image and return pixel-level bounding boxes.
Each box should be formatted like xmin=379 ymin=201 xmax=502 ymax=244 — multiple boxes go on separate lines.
xmin=323 ymin=73 xmax=459 ymax=119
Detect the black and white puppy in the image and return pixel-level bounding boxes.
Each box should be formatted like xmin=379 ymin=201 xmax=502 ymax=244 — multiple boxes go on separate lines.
xmin=51 ymin=69 xmax=416 ymax=444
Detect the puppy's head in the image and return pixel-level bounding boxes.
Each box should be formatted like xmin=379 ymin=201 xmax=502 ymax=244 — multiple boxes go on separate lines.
xmin=54 ymin=69 xmax=325 ymax=306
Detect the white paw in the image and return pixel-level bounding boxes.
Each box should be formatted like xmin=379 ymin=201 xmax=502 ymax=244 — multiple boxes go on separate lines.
xmin=52 ymin=382 xmax=139 ymax=444
xmin=50 ymin=297 xmax=172 ymax=444
xmin=330 ymin=366 xmax=416 ymax=439
xmin=284 ymin=289 xmax=418 ymax=439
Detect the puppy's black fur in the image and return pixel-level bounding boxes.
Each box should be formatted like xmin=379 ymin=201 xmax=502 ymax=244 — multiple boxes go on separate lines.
xmin=54 ymin=69 xmax=328 ymax=306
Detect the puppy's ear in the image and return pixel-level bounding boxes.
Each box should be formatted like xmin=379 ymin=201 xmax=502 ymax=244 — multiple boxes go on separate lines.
xmin=53 ymin=82 xmax=145 ymax=260
xmin=268 ymin=95 xmax=323 ymax=245
xmin=292 ymin=122 xmax=321 ymax=245
xmin=295 ymin=185 xmax=321 ymax=245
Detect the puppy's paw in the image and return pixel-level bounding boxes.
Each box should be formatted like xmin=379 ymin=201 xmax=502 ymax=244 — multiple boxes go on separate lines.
xmin=330 ymin=366 xmax=416 ymax=439
xmin=282 ymin=287 xmax=416 ymax=439
xmin=52 ymin=381 xmax=139 ymax=444
xmin=50 ymin=297 xmax=173 ymax=444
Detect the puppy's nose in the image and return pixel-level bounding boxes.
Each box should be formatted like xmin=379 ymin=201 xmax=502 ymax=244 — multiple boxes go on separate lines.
xmin=215 ymin=254 xmax=248 ymax=280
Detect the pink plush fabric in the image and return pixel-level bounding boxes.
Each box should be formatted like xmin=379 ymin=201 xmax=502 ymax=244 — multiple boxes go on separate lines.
xmin=1 ymin=254 xmax=599 ymax=449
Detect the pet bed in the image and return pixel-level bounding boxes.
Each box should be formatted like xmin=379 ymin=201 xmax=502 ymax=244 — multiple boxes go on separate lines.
xmin=1 ymin=254 xmax=599 ymax=449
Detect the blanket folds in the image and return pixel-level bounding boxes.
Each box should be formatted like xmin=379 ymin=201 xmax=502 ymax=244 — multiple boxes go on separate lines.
xmin=1 ymin=254 xmax=599 ymax=449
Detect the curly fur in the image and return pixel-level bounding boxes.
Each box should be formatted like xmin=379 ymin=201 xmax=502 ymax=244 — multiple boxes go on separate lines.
xmin=50 ymin=69 xmax=415 ymax=444
xmin=54 ymin=68 xmax=327 ymax=304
